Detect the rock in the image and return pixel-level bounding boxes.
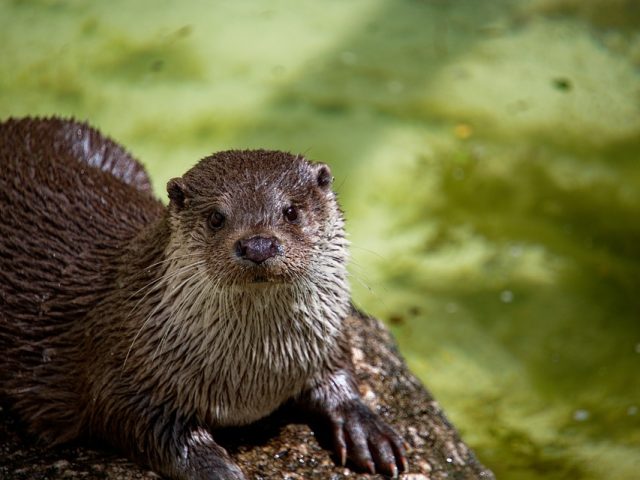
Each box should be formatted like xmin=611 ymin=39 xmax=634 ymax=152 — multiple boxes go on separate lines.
xmin=0 ymin=310 xmax=494 ymax=479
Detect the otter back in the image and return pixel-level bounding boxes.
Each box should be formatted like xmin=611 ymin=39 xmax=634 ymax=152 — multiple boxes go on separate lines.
xmin=0 ymin=117 xmax=163 ymax=441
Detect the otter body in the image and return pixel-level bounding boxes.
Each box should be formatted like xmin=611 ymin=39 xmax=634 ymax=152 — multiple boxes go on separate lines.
xmin=0 ymin=118 xmax=406 ymax=479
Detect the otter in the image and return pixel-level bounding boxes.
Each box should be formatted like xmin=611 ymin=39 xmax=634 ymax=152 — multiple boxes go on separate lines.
xmin=0 ymin=117 xmax=407 ymax=479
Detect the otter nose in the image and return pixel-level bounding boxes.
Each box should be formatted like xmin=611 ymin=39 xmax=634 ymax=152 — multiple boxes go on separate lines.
xmin=235 ymin=236 xmax=282 ymax=264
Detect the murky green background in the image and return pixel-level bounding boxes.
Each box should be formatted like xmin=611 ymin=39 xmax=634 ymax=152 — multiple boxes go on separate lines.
xmin=2 ymin=1 xmax=639 ymax=478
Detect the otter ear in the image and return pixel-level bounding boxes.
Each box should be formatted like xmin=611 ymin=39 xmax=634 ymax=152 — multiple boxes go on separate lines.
xmin=167 ymin=177 xmax=187 ymax=209
xmin=315 ymin=163 xmax=333 ymax=190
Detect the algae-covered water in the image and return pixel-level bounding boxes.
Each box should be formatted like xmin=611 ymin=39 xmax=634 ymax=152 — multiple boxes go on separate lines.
xmin=1 ymin=1 xmax=639 ymax=478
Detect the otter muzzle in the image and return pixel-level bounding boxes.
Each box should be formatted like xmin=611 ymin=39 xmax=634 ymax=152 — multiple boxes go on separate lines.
xmin=235 ymin=236 xmax=282 ymax=264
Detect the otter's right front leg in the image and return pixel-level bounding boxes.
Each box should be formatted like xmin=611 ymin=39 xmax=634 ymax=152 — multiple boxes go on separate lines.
xmin=160 ymin=426 xmax=245 ymax=480
xmin=113 ymin=409 xmax=245 ymax=480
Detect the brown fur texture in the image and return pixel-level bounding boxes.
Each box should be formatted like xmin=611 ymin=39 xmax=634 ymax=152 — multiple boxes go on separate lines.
xmin=0 ymin=117 xmax=406 ymax=479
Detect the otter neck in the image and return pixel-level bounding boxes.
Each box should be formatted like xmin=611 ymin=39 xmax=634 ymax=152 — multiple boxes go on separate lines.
xmin=128 ymin=216 xmax=352 ymax=426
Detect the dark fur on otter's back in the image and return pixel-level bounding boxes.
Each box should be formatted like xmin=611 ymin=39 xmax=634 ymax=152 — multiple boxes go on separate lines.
xmin=0 ymin=117 xmax=407 ymax=479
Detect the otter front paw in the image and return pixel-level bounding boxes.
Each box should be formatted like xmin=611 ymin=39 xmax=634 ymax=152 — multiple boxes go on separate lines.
xmin=189 ymin=462 xmax=245 ymax=480
xmin=327 ymin=400 xmax=408 ymax=477
xmin=176 ymin=427 xmax=246 ymax=480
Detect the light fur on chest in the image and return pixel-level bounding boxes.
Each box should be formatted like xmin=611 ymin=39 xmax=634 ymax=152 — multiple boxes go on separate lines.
xmin=136 ymin=254 xmax=349 ymax=427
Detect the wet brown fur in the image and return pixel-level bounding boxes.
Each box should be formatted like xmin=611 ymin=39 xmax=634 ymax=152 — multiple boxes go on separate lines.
xmin=0 ymin=117 xmax=162 ymax=441
xmin=0 ymin=117 xmax=406 ymax=480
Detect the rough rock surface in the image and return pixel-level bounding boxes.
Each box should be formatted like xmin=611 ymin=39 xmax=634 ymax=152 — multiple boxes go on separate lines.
xmin=0 ymin=311 xmax=494 ymax=479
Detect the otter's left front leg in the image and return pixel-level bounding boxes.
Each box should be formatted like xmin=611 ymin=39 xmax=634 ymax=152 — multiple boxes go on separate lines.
xmin=296 ymin=368 xmax=408 ymax=477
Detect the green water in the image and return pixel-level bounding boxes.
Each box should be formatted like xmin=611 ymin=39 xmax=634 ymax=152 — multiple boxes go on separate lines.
xmin=1 ymin=1 xmax=639 ymax=478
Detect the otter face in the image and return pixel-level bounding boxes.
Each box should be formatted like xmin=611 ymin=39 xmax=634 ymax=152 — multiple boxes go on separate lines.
xmin=166 ymin=150 xmax=346 ymax=286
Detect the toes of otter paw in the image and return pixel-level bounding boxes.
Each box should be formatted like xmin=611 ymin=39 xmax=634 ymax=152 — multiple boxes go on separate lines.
xmin=329 ymin=400 xmax=408 ymax=477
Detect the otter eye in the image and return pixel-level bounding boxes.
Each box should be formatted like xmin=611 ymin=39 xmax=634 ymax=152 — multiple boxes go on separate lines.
xmin=208 ymin=211 xmax=225 ymax=230
xmin=283 ymin=206 xmax=299 ymax=223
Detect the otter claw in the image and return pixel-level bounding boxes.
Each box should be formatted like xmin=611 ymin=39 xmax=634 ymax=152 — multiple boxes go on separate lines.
xmin=339 ymin=447 xmax=347 ymax=466
xmin=366 ymin=460 xmax=376 ymax=474
xmin=401 ymin=454 xmax=410 ymax=473
xmin=329 ymin=400 xmax=408 ymax=476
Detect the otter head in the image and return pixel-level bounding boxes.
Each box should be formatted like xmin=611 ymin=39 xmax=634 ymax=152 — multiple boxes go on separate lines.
xmin=166 ymin=150 xmax=348 ymax=287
